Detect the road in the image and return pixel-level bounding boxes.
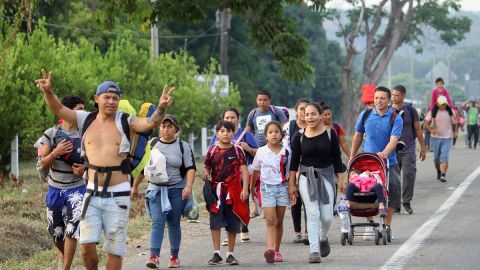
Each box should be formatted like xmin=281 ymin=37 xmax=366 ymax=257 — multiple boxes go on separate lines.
xmin=117 ymin=143 xmax=480 ymax=270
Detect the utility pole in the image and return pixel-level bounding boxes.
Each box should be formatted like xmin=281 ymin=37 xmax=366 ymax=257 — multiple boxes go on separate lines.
xmin=217 ymin=9 xmax=231 ymax=74
xmin=151 ymin=0 xmax=159 ymax=59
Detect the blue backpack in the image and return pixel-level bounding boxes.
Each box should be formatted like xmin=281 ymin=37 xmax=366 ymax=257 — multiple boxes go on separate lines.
xmin=53 ymin=128 xmax=83 ymax=165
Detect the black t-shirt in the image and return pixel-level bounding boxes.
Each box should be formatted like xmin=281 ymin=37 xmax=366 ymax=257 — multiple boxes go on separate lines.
xmin=289 ymin=120 xmax=301 ymax=146
xmin=290 ymin=130 xmax=343 ymax=174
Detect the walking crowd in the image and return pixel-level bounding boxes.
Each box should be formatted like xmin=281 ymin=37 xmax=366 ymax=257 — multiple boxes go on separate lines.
xmin=34 ymin=70 xmax=467 ymax=269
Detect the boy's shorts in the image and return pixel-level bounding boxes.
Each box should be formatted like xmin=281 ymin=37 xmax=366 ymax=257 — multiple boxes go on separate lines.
xmin=260 ymin=183 xmax=290 ymax=208
xmin=209 ymin=194 xmax=241 ymax=233
xmin=46 ymin=185 xmax=86 ymax=242
xmin=79 ymin=195 xmax=130 ymax=256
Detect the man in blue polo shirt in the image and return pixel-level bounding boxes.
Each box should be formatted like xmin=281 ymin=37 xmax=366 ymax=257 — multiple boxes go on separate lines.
xmin=350 ymin=86 xmax=403 ymax=240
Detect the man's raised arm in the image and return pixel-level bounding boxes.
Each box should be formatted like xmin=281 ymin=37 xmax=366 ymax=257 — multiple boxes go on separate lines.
xmin=36 ymin=69 xmax=77 ymax=125
xmin=130 ymin=85 xmax=175 ymax=133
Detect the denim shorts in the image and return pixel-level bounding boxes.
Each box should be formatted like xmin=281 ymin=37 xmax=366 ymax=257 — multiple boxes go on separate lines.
xmin=260 ymin=182 xmax=290 ymax=208
xmin=79 ymin=195 xmax=130 ymax=256
xmin=431 ymin=138 xmax=452 ymax=163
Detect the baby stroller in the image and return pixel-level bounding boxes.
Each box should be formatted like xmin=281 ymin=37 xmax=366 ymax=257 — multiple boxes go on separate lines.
xmin=341 ymin=153 xmax=390 ymax=245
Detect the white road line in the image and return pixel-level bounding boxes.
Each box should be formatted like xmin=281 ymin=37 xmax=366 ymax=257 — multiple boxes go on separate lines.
xmin=381 ymin=166 xmax=480 ymax=270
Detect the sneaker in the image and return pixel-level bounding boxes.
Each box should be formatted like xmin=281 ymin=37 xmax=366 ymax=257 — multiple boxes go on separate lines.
xmin=264 ymin=249 xmax=275 ymax=263
xmin=403 ymin=203 xmax=413 ymax=215
xmin=439 ymin=176 xmax=447 ymax=182
xmin=226 ymin=254 xmax=239 ymax=265
xmin=274 ymin=252 xmax=283 ymax=262
xmin=168 ymin=256 xmax=180 ymax=268
xmin=393 ymin=207 xmax=401 ymax=214
xmin=363 ymin=226 xmax=375 ymax=241
xmin=221 ymin=238 xmax=228 ymax=246
xmin=293 ymin=233 xmax=303 ymax=243
xmin=386 ymin=226 xmax=393 ymax=242
xmin=303 ymin=234 xmax=310 ymax=245
xmin=240 ymin=232 xmax=250 ymax=243
xmin=308 ymin=252 xmax=321 ymax=263
xmin=146 ymin=255 xmax=160 ymax=269
xmin=208 ymin=253 xmax=223 ymax=265
xmin=320 ymin=238 xmax=330 ymax=257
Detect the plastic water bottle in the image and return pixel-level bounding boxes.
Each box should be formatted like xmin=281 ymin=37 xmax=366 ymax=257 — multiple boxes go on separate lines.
xmin=338 ymin=195 xmax=350 ymax=233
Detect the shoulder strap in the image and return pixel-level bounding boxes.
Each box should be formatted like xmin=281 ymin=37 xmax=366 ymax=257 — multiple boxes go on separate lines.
xmin=178 ymin=138 xmax=185 ymax=165
xmin=235 ymin=130 xmax=247 ymax=145
xmin=326 ymin=127 xmax=331 ymax=141
xmin=249 ymin=108 xmax=257 ymax=120
xmin=361 ymin=108 xmax=373 ymax=128
xmin=289 ymin=120 xmax=296 ymax=138
xmin=150 ymin=137 xmax=160 ymax=149
xmin=81 ymin=112 xmax=98 ymax=136
xmin=269 ymin=105 xmax=278 ymax=119
xmin=389 ymin=110 xmax=397 ymax=127
xmin=120 ymin=113 xmax=130 ymax=142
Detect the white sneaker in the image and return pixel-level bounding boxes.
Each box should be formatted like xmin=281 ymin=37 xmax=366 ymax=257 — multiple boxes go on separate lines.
xmin=363 ymin=226 xmax=375 ymax=241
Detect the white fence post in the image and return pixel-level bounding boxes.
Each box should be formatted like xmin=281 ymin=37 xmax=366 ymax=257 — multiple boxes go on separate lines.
xmin=188 ymin=132 xmax=195 ymax=153
xmin=11 ymin=135 xmax=19 ymax=177
xmin=201 ymin=127 xmax=208 ymax=156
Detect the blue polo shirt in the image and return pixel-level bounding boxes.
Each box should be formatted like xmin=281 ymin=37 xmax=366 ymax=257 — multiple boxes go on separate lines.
xmin=355 ymin=107 xmax=403 ymax=165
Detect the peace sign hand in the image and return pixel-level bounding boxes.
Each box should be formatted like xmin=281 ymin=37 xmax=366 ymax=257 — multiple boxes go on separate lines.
xmin=35 ymin=69 xmax=53 ymax=94
xmin=159 ymin=85 xmax=175 ymax=109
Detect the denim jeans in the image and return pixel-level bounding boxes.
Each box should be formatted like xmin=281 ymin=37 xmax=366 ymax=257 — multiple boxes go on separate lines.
xmin=298 ymin=175 xmax=334 ymax=254
xmin=146 ymin=188 xmax=186 ymax=257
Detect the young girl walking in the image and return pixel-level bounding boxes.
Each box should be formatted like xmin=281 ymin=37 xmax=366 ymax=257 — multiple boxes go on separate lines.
xmin=250 ymin=121 xmax=291 ymax=263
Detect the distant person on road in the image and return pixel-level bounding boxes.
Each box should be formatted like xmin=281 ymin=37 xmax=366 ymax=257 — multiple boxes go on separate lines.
xmin=391 ymin=85 xmax=426 ymax=215
xmin=203 ymin=121 xmax=250 ymax=266
xmin=350 ymin=86 xmax=403 ymax=241
xmin=250 ymin=121 xmax=291 ymax=264
xmin=283 ymin=98 xmax=309 ymax=244
xmin=246 ymin=90 xmax=288 ymax=147
xmin=36 ymin=69 xmax=174 ymax=270
xmin=461 ymin=97 xmax=480 ymax=149
xmin=131 ymin=114 xmax=196 ymax=269
xmin=39 ymin=95 xmax=86 ymax=270
xmin=320 ymin=103 xmax=350 ymax=158
xmin=288 ymin=102 xmax=345 ymax=264
xmin=425 ymin=96 xmax=456 ymax=182
xmin=209 ymin=108 xmax=258 ymax=244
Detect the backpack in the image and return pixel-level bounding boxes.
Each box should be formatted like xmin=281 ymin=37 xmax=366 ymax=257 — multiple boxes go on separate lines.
xmin=394 ymin=105 xmax=417 ymax=139
xmin=81 ymin=102 xmax=157 ymax=181
xmin=147 ymin=137 xmax=189 ymax=180
xmin=144 ymin=141 xmax=169 ymax=185
xmin=249 ymin=105 xmax=279 ymax=120
xmin=53 ymin=128 xmax=83 ymax=165
xmin=361 ymin=108 xmax=397 ymax=132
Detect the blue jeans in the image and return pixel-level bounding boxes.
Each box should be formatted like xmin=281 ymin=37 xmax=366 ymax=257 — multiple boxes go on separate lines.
xmin=298 ymin=175 xmax=334 ymax=254
xmin=146 ymin=188 xmax=186 ymax=257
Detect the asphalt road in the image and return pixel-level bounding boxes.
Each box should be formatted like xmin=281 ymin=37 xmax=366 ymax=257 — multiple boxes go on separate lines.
xmin=117 ymin=143 xmax=480 ymax=270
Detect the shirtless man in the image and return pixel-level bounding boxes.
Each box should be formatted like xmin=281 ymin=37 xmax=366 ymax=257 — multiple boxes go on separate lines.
xmin=36 ymin=69 xmax=174 ymax=270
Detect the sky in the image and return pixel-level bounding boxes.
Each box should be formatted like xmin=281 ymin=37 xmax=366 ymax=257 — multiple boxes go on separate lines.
xmin=326 ymin=0 xmax=480 ymax=11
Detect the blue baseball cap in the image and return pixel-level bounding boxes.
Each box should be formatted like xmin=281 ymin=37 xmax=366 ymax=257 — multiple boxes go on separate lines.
xmin=95 ymin=81 xmax=123 ymax=96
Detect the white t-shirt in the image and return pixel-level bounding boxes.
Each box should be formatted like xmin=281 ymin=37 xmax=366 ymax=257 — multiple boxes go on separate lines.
xmin=251 ymin=144 xmax=291 ymax=185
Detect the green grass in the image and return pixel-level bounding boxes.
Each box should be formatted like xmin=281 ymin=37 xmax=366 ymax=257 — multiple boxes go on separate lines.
xmin=0 ymin=158 xmax=207 ymax=270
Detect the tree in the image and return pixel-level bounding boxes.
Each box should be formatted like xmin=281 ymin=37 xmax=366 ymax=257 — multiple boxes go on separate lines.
xmin=335 ymin=0 xmax=471 ymax=133
xmin=80 ymin=0 xmax=330 ymax=82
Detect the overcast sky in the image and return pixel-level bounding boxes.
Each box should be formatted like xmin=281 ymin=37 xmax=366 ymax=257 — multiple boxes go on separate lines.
xmin=326 ymin=0 xmax=480 ymax=11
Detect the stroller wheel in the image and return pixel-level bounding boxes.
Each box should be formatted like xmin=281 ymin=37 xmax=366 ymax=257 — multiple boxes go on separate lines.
xmin=341 ymin=232 xmax=347 ymax=246
xmin=375 ymin=228 xmax=380 ymax=245
xmin=382 ymin=230 xmax=388 ymax=245
xmin=347 ymin=229 xmax=354 ymax=245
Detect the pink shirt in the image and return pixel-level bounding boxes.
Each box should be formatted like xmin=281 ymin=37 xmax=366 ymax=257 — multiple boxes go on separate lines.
xmin=429 ymin=88 xmax=453 ymax=110
xmin=425 ymin=110 xmax=453 ymax=139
